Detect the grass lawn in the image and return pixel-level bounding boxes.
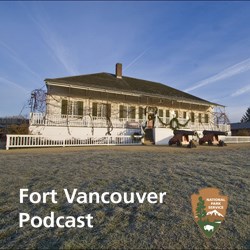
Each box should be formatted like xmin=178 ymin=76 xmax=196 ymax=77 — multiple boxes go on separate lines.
xmin=0 ymin=144 xmax=249 ymax=249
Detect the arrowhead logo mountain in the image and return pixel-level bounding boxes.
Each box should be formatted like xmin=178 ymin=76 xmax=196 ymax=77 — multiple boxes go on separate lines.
xmin=191 ymin=188 xmax=228 ymax=238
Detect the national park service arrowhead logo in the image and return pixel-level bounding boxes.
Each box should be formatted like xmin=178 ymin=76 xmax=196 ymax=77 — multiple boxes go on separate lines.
xmin=191 ymin=188 xmax=228 ymax=238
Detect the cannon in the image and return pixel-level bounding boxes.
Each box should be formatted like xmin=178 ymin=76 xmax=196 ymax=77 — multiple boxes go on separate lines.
xmin=169 ymin=130 xmax=197 ymax=148
xmin=199 ymin=130 xmax=228 ymax=146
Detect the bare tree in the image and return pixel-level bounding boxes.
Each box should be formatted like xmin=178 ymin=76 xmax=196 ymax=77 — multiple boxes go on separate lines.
xmin=29 ymin=89 xmax=46 ymax=113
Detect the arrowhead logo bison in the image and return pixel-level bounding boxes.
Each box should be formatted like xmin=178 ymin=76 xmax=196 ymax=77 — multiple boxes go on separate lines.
xmin=191 ymin=188 xmax=228 ymax=238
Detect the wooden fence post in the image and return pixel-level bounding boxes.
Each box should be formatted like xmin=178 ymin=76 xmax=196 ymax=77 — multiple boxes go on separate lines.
xmin=6 ymin=135 xmax=9 ymax=150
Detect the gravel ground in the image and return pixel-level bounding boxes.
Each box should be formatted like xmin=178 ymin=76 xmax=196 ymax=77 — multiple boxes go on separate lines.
xmin=0 ymin=144 xmax=249 ymax=249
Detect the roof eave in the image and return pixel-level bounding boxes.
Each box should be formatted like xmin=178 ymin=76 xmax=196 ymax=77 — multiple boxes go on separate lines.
xmin=45 ymin=80 xmax=216 ymax=107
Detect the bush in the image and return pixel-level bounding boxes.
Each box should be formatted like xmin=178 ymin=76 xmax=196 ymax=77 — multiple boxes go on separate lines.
xmin=7 ymin=123 xmax=29 ymax=134
xmin=237 ymin=129 xmax=250 ymax=136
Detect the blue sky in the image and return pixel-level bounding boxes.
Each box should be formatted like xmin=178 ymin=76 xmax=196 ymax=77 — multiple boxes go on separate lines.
xmin=0 ymin=1 xmax=250 ymax=122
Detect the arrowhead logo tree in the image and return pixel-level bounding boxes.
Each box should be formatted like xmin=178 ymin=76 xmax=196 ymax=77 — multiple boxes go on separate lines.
xmin=196 ymin=196 xmax=207 ymax=221
xmin=191 ymin=188 xmax=228 ymax=238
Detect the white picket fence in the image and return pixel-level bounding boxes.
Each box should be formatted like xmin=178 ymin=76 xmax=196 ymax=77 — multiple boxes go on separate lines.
xmin=5 ymin=134 xmax=250 ymax=150
xmin=5 ymin=134 xmax=142 ymax=150
xmin=223 ymin=136 xmax=250 ymax=144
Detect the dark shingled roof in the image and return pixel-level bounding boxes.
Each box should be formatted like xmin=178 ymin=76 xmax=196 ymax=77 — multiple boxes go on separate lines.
xmin=45 ymin=72 xmax=219 ymax=106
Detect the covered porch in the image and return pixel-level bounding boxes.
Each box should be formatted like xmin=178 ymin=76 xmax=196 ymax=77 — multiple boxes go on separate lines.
xmin=29 ymin=112 xmax=230 ymax=132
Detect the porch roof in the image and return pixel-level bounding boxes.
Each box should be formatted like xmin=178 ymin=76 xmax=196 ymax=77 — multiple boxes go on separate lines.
xmin=45 ymin=72 xmax=222 ymax=107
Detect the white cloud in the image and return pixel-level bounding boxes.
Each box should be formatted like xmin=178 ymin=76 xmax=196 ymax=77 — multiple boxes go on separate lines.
xmin=30 ymin=16 xmax=79 ymax=76
xmin=124 ymin=47 xmax=150 ymax=72
xmin=0 ymin=40 xmax=41 ymax=80
xmin=0 ymin=76 xmax=30 ymax=93
xmin=231 ymin=84 xmax=250 ymax=97
xmin=185 ymin=58 xmax=250 ymax=92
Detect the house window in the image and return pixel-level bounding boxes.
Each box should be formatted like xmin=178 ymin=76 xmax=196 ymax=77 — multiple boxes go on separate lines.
xmin=119 ymin=105 xmax=136 ymax=119
xmin=61 ymin=100 xmax=68 ymax=115
xmin=165 ymin=110 xmax=170 ymax=122
xmin=107 ymin=104 xmax=111 ymax=118
xmin=61 ymin=100 xmax=84 ymax=117
xmin=119 ymin=105 xmax=127 ymax=119
xmin=183 ymin=111 xmax=187 ymax=119
xmin=190 ymin=112 xmax=195 ymax=123
xmin=128 ymin=106 xmax=136 ymax=119
xmin=205 ymin=114 xmax=209 ymax=123
xmin=175 ymin=110 xmax=179 ymax=118
xmin=92 ymin=103 xmax=111 ymax=118
xmin=75 ymin=101 xmax=83 ymax=116
xmin=139 ymin=107 xmax=144 ymax=120
xmin=159 ymin=109 xmax=163 ymax=118
xmin=198 ymin=113 xmax=202 ymax=123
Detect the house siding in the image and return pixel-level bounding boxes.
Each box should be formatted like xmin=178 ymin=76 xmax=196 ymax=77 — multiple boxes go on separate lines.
xmin=45 ymin=92 xmax=211 ymax=125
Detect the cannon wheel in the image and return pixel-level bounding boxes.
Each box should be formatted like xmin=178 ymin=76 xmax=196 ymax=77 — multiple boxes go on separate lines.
xmin=218 ymin=140 xmax=226 ymax=147
xmin=208 ymin=140 xmax=213 ymax=146
xmin=188 ymin=140 xmax=197 ymax=148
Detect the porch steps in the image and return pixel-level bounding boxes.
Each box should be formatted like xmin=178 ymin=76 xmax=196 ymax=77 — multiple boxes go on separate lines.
xmin=143 ymin=128 xmax=154 ymax=145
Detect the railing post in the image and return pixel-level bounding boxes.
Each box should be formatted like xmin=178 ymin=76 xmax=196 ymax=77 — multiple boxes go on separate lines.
xmin=6 ymin=134 xmax=10 ymax=150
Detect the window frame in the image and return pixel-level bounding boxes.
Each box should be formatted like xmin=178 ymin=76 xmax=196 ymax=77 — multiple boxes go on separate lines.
xmin=61 ymin=99 xmax=84 ymax=117
xmin=198 ymin=113 xmax=202 ymax=123
xmin=205 ymin=114 xmax=209 ymax=123
xmin=190 ymin=112 xmax=195 ymax=123
xmin=158 ymin=109 xmax=164 ymax=118
xmin=92 ymin=102 xmax=111 ymax=118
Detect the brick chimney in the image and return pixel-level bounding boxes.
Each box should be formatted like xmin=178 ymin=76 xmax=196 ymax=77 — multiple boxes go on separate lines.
xmin=116 ymin=63 xmax=122 ymax=79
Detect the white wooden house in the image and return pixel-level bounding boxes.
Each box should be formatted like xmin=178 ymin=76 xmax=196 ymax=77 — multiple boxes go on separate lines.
xmin=29 ymin=63 xmax=230 ymax=145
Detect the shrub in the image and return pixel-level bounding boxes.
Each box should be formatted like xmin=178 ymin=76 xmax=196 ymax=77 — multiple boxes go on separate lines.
xmin=7 ymin=123 xmax=29 ymax=134
xmin=237 ymin=129 xmax=250 ymax=136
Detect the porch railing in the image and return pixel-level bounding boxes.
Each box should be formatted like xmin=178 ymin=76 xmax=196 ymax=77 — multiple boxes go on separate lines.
xmin=29 ymin=113 xmax=230 ymax=132
xmin=29 ymin=113 xmax=143 ymax=129
xmin=189 ymin=123 xmax=231 ymax=132
xmin=156 ymin=117 xmax=230 ymax=132
xmin=6 ymin=134 xmax=142 ymax=150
